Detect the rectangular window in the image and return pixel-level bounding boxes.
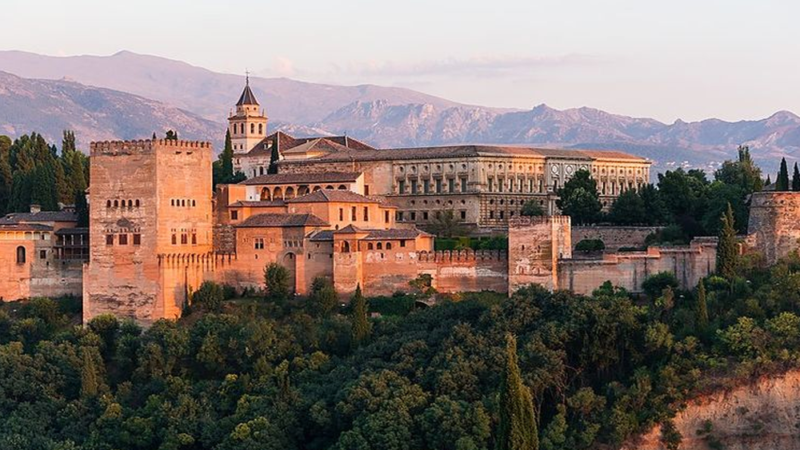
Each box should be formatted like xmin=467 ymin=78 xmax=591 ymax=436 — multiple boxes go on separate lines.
xmin=254 ymin=238 xmax=264 ymax=250
xmin=398 ymin=180 xmax=406 ymax=193
xmin=423 ymin=211 xmax=429 ymax=221
xmin=351 ymin=206 xmax=357 ymax=221
xmin=39 ymin=250 xmax=46 ymax=260
xmin=384 ymin=211 xmax=389 ymax=223
xmin=497 ymin=178 xmax=503 ymax=193
xmin=436 ymin=178 xmax=442 ymax=193
xmin=339 ymin=208 xmax=344 ymax=221
xmin=499 ymin=211 xmax=505 ymax=220
xmin=423 ymin=179 xmax=430 ymax=193
xmin=460 ymin=210 xmax=466 ymax=220
xmin=364 ymin=185 xmax=370 ymax=195
xmin=448 ymin=178 xmax=455 ymax=193
xmin=461 ymin=178 xmax=468 ymax=193
xmin=171 ymin=234 xmax=177 ymax=245
xmin=192 ymin=233 xmax=197 ymax=245
xmin=181 ymin=234 xmax=188 ymax=245
xmin=118 ymin=234 xmax=128 ymax=245
xmin=106 ymin=234 xmax=114 ymax=245
xmin=397 ymin=211 xmax=404 ymax=221
xmin=400 ymin=240 xmax=406 ymax=247
xmin=133 ymin=234 xmax=141 ymax=245
xmin=231 ymin=210 xmax=239 ymax=220
xmin=410 ymin=211 xmax=416 ymax=221
xmin=489 ymin=211 xmax=494 ymax=219
xmin=411 ymin=179 xmax=418 ymax=194
xmin=363 ymin=206 xmax=369 ymax=221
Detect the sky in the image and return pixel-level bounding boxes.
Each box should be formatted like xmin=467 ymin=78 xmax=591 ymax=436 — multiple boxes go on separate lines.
xmin=2 ymin=0 xmax=800 ymax=123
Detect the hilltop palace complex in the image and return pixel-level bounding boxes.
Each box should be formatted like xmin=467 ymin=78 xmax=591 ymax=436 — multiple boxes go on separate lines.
xmin=0 ymin=81 xmax=792 ymax=325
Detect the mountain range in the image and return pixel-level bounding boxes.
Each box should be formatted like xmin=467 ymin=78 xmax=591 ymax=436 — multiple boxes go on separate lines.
xmin=1 ymin=50 xmax=799 ymax=174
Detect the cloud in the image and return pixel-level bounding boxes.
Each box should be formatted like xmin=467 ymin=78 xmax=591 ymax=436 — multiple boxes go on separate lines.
xmin=257 ymin=56 xmax=298 ymax=78
xmin=324 ymin=54 xmax=604 ymax=79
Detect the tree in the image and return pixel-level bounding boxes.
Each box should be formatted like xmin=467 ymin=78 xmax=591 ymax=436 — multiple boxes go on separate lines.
xmin=62 ymin=130 xmax=76 ymax=155
xmin=521 ymin=200 xmax=545 ymax=217
xmin=607 ymin=189 xmax=646 ymax=225
xmin=264 ymin=263 xmax=291 ymax=304
xmin=793 ymin=163 xmax=800 ymax=191
xmin=309 ymin=277 xmax=338 ymax=317
xmin=350 ymin=285 xmax=370 ymax=347
xmin=695 ymin=279 xmax=709 ymax=330
xmin=192 ymin=281 xmax=225 ymax=312
xmin=765 ymin=175 xmax=771 ymax=186
xmin=429 ymin=210 xmax=467 ymax=238
xmin=638 ymin=184 xmax=670 ymax=225
xmin=716 ymin=203 xmax=738 ymax=279
xmin=642 ymin=272 xmax=679 ymax=300
xmin=165 ymin=130 xmax=178 ymax=141
xmin=556 ymin=169 xmax=602 ymax=225
xmin=0 ymin=136 xmax=12 ymax=215
xmin=714 ymin=145 xmax=763 ymax=194
xmin=497 ymin=333 xmax=538 ymax=450
xmin=776 ymin=157 xmax=790 ymax=191
xmin=213 ymin=130 xmax=237 ymax=187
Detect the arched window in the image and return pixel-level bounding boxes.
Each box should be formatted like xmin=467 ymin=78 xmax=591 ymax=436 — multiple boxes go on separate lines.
xmin=192 ymin=200 xmax=196 ymax=207
xmin=368 ymin=243 xmax=373 ymax=250
xmin=386 ymin=242 xmax=392 ymax=250
xmin=342 ymin=241 xmax=351 ymax=253
xmin=16 ymin=246 xmax=25 ymax=264
xmin=113 ymin=200 xmax=119 ymax=208
xmin=135 ymin=199 xmax=140 ymax=207
xmin=259 ymin=167 xmax=265 ymax=176
xmin=181 ymin=199 xmax=186 ymax=207
xmin=106 ymin=200 xmax=111 ymax=208
xmin=258 ymin=124 xmax=263 ymax=134
xmin=377 ymin=242 xmax=383 ymax=250
xmin=127 ymin=200 xmax=133 ymax=208
xmin=338 ymin=185 xmax=347 ymax=190
xmin=250 ymin=123 xmax=255 ymax=134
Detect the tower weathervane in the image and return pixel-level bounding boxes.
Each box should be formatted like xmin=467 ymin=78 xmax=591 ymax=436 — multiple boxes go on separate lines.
xmin=245 ymin=69 xmax=250 ymax=86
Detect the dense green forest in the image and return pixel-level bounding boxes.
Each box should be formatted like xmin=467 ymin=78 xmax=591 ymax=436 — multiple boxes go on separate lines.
xmin=3 ymin=245 xmax=800 ymax=450
xmin=0 ymin=132 xmax=89 ymax=222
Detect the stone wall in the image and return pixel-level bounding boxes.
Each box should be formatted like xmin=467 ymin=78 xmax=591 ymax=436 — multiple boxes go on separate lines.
xmin=558 ymin=239 xmax=717 ymax=295
xmin=508 ymin=216 xmax=571 ymax=292
xmin=747 ymin=191 xmax=800 ymax=265
xmin=418 ymin=250 xmax=508 ymax=294
xmin=572 ymin=226 xmax=661 ymax=251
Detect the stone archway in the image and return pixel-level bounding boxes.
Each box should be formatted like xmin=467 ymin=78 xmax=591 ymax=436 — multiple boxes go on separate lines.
xmin=273 ymin=186 xmax=283 ymax=200
xmin=282 ymin=253 xmax=297 ymax=294
xmin=260 ymin=187 xmax=272 ymax=201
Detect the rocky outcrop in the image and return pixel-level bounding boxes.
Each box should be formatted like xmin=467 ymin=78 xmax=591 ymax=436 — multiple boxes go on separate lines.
xmin=622 ymin=370 xmax=800 ymax=450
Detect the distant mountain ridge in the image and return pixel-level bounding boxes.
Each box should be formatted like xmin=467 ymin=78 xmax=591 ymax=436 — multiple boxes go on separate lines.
xmin=1 ymin=50 xmax=799 ymax=173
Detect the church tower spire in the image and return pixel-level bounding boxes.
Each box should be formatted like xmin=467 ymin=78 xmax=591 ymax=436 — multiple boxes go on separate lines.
xmin=229 ymin=72 xmax=267 ymax=154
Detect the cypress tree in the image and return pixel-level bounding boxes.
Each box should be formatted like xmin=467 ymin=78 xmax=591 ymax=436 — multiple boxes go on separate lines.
xmin=497 ymin=333 xmax=538 ymax=450
xmin=221 ymin=129 xmax=234 ymax=182
xmin=351 ymin=285 xmax=371 ymax=347
xmin=716 ymin=203 xmax=738 ymax=279
xmin=765 ymin=175 xmax=771 ymax=186
xmin=777 ymin=158 xmax=790 ymax=191
xmin=62 ymin=130 xmax=76 ymax=155
xmin=695 ymin=279 xmax=708 ymax=330
xmin=792 ymin=163 xmax=800 ymax=191
xmin=80 ymin=349 xmax=100 ymax=398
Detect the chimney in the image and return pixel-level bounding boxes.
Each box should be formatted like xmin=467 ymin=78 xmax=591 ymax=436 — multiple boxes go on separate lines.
xmin=30 ymin=204 xmax=41 ymax=214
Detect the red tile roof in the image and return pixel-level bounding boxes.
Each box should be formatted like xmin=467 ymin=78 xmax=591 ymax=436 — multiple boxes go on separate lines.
xmin=235 ymin=213 xmax=328 ymax=228
xmin=286 ymin=189 xmax=380 ymax=204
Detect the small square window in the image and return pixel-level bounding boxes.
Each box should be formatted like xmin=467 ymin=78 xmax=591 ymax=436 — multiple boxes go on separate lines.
xmin=133 ymin=234 xmax=141 ymax=245
xmin=106 ymin=234 xmax=114 ymax=245
xmin=118 ymin=234 xmax=128 ymax=245
xmin=39 ymin=250 xmax=46 ymax=260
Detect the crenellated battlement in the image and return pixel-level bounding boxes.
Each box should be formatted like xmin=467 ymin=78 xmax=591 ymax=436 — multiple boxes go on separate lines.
xmin=417 ymin=249 xmax=506 ymax=263
xmin=509 ymin=215 xmax=571 ymax=227
xmin=90 ymin=139 xmax=212 ymax=156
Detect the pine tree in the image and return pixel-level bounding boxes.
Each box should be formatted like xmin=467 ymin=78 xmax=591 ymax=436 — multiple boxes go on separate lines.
xmin=351 ymin=285 xmax=371 ymax=347
xmin=695 ymin=279 xmax=708 ymax=330
xmin=497 ymin=334 xmax=538 ymax=450
xmin=777 ymin=158 xmax=790 ymax=191
xmin=792 ymin=163 xmax=800 ymax=191
xmin=716 ymin=203 xmax=738 ymax=279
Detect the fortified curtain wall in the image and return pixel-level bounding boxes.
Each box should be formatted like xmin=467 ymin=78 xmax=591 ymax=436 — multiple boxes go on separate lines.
xmin=558 ymin=239 xmax=717 ymax=295
xmin=571 ymin=226 xmax=662 ymax=251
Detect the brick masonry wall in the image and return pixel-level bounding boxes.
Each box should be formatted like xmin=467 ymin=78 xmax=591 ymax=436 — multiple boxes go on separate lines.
xmin=418 ymin=250 xmax=508 ymax=294
xmin=747 ymin=192 xmax=800 ymax=265
xmin=572 ymin=226 xmax=662 ymax=251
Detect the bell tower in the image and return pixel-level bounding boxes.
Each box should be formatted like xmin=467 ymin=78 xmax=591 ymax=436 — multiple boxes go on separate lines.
xmin=228 ymin=73 xmax=268 ymax=154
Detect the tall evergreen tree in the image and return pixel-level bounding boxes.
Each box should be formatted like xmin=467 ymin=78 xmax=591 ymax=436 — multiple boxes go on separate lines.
xmin=716 ymin=203 xmax=738 ymax=279
xmin=555 ymin=169 xmax=602 ymax=225
xmin=695 ymin=279 xmax=708 ymax=331
xmin=351 ymin=285 xmax=371 ymax=347
xmin=792 ymin=163 xmax=800 ymax=191
xmin=62 ymin=130 xmax=76 ymax=155
xmin=0 ymin=136 xmax=12 ymax=215
xmin=497 ymin=333 xmax=538 ymax=450
xmin=776 ymin=158 xmax=790 ymax=191
xmin=80 ymin=349 xmax=100 ymax=398
xmin=765 ymin=175 xmax=771 ymax=186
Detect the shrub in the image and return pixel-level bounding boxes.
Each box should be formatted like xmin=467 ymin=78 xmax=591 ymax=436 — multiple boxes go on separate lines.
xmin=575 ymin=239 xmax=605 ymax=252
xmin=264 ymin=263 xmax=291 ymax=305
xmin=642 ymin=272 xmax=679 ymax=299
xmin=192 ymin=281 xmax=225 ymax=312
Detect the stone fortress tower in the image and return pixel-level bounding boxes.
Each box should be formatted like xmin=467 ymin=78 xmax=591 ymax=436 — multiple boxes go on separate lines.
xmin=747 ymin=191 xmax=800 ymax=265
xmin=228 ymin=75 xmax=267 ymax=154
xmin=507 ymin=216 xmax=572 ymax=292
xmin=82 ymin=139 xmax=213 ymax=325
